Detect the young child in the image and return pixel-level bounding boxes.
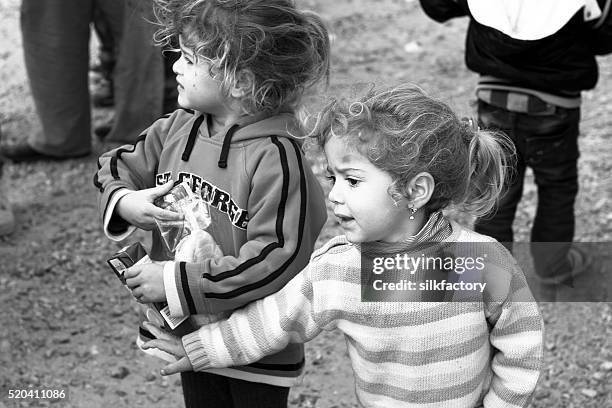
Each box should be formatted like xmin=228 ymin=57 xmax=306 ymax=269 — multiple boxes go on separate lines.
xmin=93 ymin=0 xmax=330 ymax=406
xmin=141 ymin=84 xmax=544 ymax=408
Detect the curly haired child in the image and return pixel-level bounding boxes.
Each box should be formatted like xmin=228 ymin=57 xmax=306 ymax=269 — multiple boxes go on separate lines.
xmin=142 ymin=83 xmax=544 ymax=408
xmin=93 ymin=0 xmax=331 ymax=406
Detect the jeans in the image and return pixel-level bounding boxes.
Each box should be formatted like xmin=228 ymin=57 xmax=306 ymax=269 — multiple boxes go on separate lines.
xmin=473 ymin=100 xmax=580 ymax=280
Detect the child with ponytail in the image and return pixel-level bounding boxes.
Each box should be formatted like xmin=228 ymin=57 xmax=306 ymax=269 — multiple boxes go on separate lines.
xmin=142 ymin=84 xmax=544 ymax=408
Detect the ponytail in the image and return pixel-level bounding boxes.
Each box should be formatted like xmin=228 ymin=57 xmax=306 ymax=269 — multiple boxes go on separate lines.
xmin=461 ymin=122 xmax=515 ymax=217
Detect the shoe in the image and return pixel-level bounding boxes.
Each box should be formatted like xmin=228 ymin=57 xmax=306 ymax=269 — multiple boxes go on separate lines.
xmin=535 ymin=246 xmax=592 ymax=287
xmin=92 ymin=93 xmax=114 ymax=108
xmin=91 ymin=78 xmax=114 ymax=108
xmin=0 ymin=142 xmax=90 ymax=163
xmin=534 ymin=282 xmax=558 ymax=302
xmin=563 ymin=246 xmax=592 ymax=286
xmin=92 ymin=89 xmax=114 ymax=107
xmin=94 ymin=123 xmax=113 ymax=140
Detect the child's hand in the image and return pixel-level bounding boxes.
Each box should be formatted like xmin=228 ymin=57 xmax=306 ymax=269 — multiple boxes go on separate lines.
xmin=141 ymin=322 xmax=194 ymax=375
xmin=116 ymin=181 xmax=183 ymax=230
xmin=125 ymin=262 xmax=167 ymax=303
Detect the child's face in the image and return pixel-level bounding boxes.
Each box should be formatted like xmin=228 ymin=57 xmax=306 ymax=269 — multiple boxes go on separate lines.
xmin=173 ymin=37 xmax=229 ymax=115
xmin=324 ymin=135 xmax=415 ymax=243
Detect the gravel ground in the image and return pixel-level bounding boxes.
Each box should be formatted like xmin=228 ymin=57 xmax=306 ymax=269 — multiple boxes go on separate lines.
xmin=1 ymin=0 xmax=611 ymax=407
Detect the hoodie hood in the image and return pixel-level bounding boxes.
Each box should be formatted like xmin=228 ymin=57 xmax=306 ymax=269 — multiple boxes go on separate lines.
xmin=181 ymin=112 xmax=301 ymax=167
xmin=223 ymin=112 xmax=301 ymax=142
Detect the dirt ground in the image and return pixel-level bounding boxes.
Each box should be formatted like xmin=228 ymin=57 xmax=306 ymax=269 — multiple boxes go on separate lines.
xmin=1 ymin=0 xmax=612 ymax=406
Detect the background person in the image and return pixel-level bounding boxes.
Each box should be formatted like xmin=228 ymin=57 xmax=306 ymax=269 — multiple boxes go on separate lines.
xmin=419 ymin=0 xmax=612 ymax=291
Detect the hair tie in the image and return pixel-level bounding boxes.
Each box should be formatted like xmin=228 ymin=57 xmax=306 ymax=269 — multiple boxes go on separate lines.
xmin=460 ymin=117 xmax=479 ymax=143
xmin=461 ymin=117 xmax=480 ymax=132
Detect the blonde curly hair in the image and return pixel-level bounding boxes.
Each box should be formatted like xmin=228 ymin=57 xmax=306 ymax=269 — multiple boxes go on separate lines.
xmin=304 ymin=84 xmax=515 ymax=217
xmin=154 ymin=0 xmax=330 ymax=115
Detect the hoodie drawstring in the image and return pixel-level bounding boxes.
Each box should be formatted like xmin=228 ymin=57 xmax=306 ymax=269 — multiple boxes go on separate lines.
xmin=218 ymin=124 xmax=239 ymax=168
xmin=181 ymin=114 xmax=205 ymax=162
xmin=181 ymin=114 xmax=240 ymax=168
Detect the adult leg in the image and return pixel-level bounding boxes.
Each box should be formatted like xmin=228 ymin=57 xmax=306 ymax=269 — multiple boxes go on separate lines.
xmin=107 ymin=0 xmax=164 ymax=143
xmin=92 ymin=1 xmax=121 ymax=70
xmin=91 ymin=0 xmax=125 ymax=108
xmin=474 ymin=100 xmax=526 ymax=247
xmin=524 ymin=108 xmax=580 ymax=281
xmin=20 ymin=0 xmax=93 ymax=157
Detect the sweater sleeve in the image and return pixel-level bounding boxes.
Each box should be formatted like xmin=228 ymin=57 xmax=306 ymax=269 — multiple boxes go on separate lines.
xmin=419 ymin=0 xmax=469 ymax=23
xmin=483 ymin=262 xmax=544 ymax=408
xmin=181 ymin=265 xmax=326 ymax=371
xmin=93 ymin=112 xmax=180 ymax=238
xmin=167 ymin=136 xmax=327 ymax=315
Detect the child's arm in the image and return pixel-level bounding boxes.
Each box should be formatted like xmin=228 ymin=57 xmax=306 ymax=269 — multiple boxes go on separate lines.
xmin=163 ymin=138 xmax=326 ymax=317
xmin=143 ymin=266 xmax=326 ymax=375
xmin=483 ymin=263 xmax=544 ymax=407
xmin=419 ymin=0 xmax=469 ymax=23
xmin=93 ymin=111 xmax=184 ymax=240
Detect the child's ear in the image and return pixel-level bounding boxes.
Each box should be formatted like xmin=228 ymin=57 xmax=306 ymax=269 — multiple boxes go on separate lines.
xmin=229 ymin=70 xmax=254 ymax=99
xmin=406 ymin=172 xmax=435 ymax=210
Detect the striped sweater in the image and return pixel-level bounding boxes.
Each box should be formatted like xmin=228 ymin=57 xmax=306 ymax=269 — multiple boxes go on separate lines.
xmin=182 ymin=219 xmax=544 ymax=407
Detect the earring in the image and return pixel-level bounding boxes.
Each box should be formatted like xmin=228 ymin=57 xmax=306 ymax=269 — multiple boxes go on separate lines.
xmin=409 ymin=206 xmax=417 ymax=220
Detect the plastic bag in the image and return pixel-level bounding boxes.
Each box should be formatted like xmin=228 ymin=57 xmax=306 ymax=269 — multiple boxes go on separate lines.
xmin=154 ymin=181 xmax=213 ymax=253
xmin=175 ymin=228 xmax=223 ymax=262
xmin=145 ymin=181 xmax=228 ymax=361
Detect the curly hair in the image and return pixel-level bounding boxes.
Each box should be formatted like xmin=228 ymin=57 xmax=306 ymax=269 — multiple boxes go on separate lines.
xmin=304 ymin=84 xmax=515 ymax=217
xmin=154 ymin=0 xmax=330 ymax=114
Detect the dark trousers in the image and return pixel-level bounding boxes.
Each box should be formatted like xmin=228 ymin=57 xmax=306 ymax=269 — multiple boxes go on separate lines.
xmin=106 ymin=0 xmax=170 ymax=143
xmin=20 ymin=0 xmax=123 ymax=156
xmin=181 ymin=371 xmax=290 ymax=408
xmin=474 ymin=100 xmax=580 ymax=279
xmin=20 ymin=0 xmax=174 ymax=152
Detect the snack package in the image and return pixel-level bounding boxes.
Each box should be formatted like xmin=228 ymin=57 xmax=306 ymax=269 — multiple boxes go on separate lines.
xmin=107 ymin=242 xmax=188 ymax=362
xmin=107 ymin=242 xmax=147 ymax=285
